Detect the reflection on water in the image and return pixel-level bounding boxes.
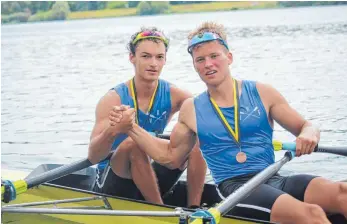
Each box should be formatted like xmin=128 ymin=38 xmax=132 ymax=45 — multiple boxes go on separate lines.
xmin=2 ymin=6 xmax=347 ymax=181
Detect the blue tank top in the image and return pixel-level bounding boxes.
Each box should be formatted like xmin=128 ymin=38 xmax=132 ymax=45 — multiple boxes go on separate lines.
xmin=194 ymin=80 xmax=274 ymax=184
xmin=97 ymin=79 xmax=172 ymax=170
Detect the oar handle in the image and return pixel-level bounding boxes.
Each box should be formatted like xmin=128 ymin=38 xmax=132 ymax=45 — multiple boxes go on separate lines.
xmin=281 ymin=142 xmax=347 ymax=157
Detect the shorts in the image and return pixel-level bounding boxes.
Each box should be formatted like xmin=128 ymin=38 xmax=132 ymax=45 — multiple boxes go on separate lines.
xmin=93 ymin=161 xmax=184 ymax=201
xmin=217 ymin=173 xmax=318 ymax=221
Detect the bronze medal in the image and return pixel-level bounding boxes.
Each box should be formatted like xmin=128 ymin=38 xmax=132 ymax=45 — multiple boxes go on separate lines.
xmin=236 ymin=151 xmax=247 ymax=163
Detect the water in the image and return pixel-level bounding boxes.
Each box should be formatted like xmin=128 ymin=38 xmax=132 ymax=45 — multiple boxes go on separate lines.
xmin=2 ymin=6 xmax=347 ymax=182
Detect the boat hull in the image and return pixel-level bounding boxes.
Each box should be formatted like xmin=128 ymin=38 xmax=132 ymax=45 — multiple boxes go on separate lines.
xmin=2 ymin=165 xmax=346 ymax=224
xmin=2 ymin=183 xmax=260 ymax=224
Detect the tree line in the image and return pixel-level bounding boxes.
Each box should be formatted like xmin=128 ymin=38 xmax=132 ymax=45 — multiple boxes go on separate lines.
xmin=2 ymin=1 xmax=347 ymax=24
xmin=0 ymin=1 xmax=212 ymax=15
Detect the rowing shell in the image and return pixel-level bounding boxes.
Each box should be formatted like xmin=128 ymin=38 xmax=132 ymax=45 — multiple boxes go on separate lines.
xmin=2 ymin=165 xmax=346 ymax=224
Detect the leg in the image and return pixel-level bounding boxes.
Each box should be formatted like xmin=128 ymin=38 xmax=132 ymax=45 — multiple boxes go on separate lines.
xmin=110 ymin=137 xmax=163 ymax=204
xmin=267 ymin=174 xmax=331 ymax=223
xmin=271 ymin=194 xmax=330 ymax=224
xmin=93 ymin=162 xmax=143 ymax=200
xmin=219 ymin=176 xmax=281 ymax=221
xmin=218 ymin=176 xmax=331 ymax=223
xmin=304 ymin=177 xmax=347 ymax=218
xmin=153 ymin=145 xmax=207 ymax=207
xmin=152 ymin=162 xmax=184 ymax=197
xmin=186 ymin=146 xmax=206 ymax=208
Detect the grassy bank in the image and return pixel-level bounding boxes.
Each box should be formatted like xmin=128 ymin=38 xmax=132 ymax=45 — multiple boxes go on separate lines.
xmin=171 ymin=1 xmax=277 ymax=13
xmin=68 ymin=7 xmax=136 ymax=20
xmin=68 ymin=1 xmax=278 ymax=20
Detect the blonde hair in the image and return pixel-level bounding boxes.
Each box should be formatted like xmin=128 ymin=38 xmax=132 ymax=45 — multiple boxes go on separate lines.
xmin=188 ymin=21 xmax=228 ymax=42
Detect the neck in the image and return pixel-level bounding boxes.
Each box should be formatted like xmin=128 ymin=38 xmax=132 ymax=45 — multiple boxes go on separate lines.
xmin=133 ymin=75 xmax=158 ymax=98
xmin=208 ymin=75 xmax=235 ymax=105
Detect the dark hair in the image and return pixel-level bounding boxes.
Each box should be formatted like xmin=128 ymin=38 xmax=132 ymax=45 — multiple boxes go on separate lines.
xmin=127 ymin=27 xmax=170 ymax=55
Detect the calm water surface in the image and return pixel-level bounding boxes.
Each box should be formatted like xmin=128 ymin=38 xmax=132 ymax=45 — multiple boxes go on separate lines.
xmin=2 ymin=6 xmax=347 ymax=182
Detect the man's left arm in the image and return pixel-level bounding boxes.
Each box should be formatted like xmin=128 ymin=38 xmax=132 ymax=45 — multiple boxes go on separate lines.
xmin=258 ymin=83 xmax=320 ymax=156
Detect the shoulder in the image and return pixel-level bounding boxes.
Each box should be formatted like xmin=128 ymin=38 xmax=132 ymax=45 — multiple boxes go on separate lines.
xmin=255 ymin=81 xmax=286 ymax=108
xmin=169 ymin=83 xmax=192 ymax=99
xmin=255 ymin=81 xmax=282 ymax=97
xmin=178 ymin=97 xmax=196 ymax=132
xmin=168 ymin=82 xmax=193 ymax=112
xmin=95 ymin=90 xmax=121 ymax=117
xmin=255 ymin=81 xmax=274 ymax=92
xmin=181 ymin=97 xmax=195 ymax=110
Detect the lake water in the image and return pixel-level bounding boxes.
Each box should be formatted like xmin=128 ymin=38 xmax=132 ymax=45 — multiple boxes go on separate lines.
xmin=2 ymin=5 xmax=347 ymax=182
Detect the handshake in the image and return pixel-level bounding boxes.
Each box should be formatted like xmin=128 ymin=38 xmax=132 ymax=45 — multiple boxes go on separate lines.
xmin=109 ymin=105 xmax=136 ymax=133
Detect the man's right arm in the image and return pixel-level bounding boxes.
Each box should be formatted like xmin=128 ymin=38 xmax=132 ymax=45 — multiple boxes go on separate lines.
xmin=127 ymin=98 xmax=197 ymax=169
xmin=87 ymin=91 xmax=123 ymax=164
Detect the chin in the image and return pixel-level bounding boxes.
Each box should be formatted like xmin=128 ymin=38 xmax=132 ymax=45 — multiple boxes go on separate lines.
xmin=204 ymin=77 xmax=223 ymax=87
xmin=144 ymin=73 xmax=160 ymax=81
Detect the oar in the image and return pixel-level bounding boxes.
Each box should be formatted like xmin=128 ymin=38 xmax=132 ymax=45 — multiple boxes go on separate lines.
xmin=159 ymin=134 xmax=347 ymax=157
xmin=273 ymin=140 xmax=347 ymax=157
xmin=1 ymin=153 xmax=113 ymax=203
xmin=189 ymin=151 xmax=294 ymax=224
xmin=1 ymin=134 xmax=172 ymax=203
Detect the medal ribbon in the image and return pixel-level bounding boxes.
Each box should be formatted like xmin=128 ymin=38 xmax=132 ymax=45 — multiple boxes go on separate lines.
xmin=130 ymin=78 xmax=159 ymax=125
xmin=209 ymin=79 xmax=241 ymax=146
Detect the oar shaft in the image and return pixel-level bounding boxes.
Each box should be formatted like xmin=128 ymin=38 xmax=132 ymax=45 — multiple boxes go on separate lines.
xmin=4 ymin=133 xmax=171 ymax=199
xmin=314 ymin=146 xmax=347 ymax=156
xmin=25 ymin=151 xmax=116 ymax=188
xmin=2 ymin=207 xmax=189 ymax=217
xmin=281 ymin=142 xmax=347 ymax=157
xmin=216 ymin=151 xmax=293 ymax=215
xmin=25 ymin=158 xmax=93 ymax=188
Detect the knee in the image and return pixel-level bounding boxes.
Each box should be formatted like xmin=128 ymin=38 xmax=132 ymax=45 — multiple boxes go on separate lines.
xmin=306 ymin=204 xmax=325 ymax=217
xmin=303 ymin=204 xmax=328 ymax=223
xmin=110 ymin=138 xmax=136 ymax=161
xmin=110 ymin=138 xmax=145 ymax=163
xmin=126 ymin=141 xmax=149 ymax=163
xmin=119 ymin=138 xmax=137 ymax=151
xmin=336 ymin=182 xmax=347 ymax=210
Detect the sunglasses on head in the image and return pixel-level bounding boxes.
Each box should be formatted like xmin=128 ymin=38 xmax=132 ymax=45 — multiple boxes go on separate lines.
xmin=187 ymin=32 xmax=229 ymax=54
xmin=132 ymin=31 xmax=169 ymax=46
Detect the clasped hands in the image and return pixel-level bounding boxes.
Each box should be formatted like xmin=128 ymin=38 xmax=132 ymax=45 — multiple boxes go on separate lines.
xmin=109 ymin=105 xmax=135 ymax=132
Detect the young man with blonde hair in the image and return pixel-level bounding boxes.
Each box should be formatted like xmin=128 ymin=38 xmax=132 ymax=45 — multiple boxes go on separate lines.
xmin=114 ymin=22 xmax=347 ymax=223
xmin=88 ymin=27 xmax=206 ymax=207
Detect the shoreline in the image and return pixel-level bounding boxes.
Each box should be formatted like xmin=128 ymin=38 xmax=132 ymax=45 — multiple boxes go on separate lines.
xmin=2 ymin=1 xmax=278 ymax=25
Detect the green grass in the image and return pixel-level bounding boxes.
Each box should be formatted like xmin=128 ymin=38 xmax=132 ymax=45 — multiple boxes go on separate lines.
xmin=68 ymin=7 xmax=137 ymax=20
xmin=67 ymin=1 xmax=278 ymax=21
xmin=171 ymin=1 xmax=278 ymax=14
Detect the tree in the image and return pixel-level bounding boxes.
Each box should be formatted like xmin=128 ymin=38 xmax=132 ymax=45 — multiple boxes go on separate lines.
xmin=151 ymin=1 xmax=170 ymax=14
xmin=68 ymin=1 xmax=89 ymax=12
xmin=28 ymin=1 xmax=54 ymax=14
xmin=136 ymin=1 xmax=152 ymax=15
xmin=51 ymin=1 xmax=70 ymax=20
xmin=136 ymin=1 xmax=170 ymax=15
xmin=128 ymin=1 xmax=140 ymax=8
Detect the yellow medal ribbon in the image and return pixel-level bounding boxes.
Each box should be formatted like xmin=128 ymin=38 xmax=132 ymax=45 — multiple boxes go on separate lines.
xmin=130 ymin=78 xmax=159 ymax=125
xmin=209 ymin=79 xmax=240 ymax=145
